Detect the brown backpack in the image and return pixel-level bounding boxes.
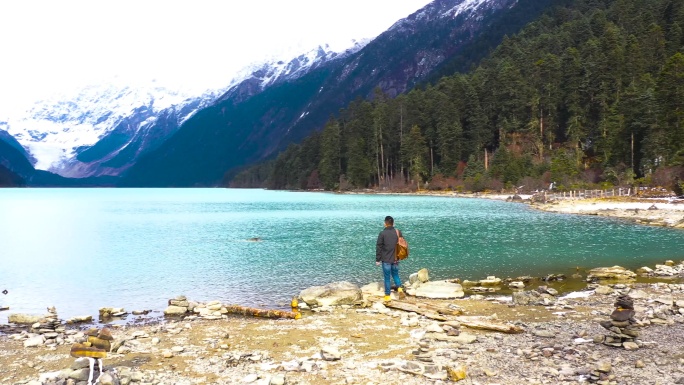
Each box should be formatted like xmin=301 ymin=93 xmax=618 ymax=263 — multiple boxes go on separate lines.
xmin=395 ymin=229 xmax=409 ymax=261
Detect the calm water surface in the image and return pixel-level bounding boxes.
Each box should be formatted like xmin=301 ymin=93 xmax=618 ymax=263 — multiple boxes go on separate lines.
xmin=1 ymin=188 xmax=683 ymax=322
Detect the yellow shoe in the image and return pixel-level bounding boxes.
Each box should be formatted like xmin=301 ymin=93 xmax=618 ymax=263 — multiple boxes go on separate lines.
xmin=397 ymin=287 xmax=404 ymax=293
xmin=383 ymin=295 xmax=391 ymax=302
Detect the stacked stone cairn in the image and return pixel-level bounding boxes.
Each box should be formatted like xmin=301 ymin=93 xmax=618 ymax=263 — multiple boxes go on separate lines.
xmin=596 ymin=295 xmax=640 ymax=350
xmin=30 ymin=306 xmax=65 ymax=346
xmin=69 ymin=327 xmax=115 ymax=385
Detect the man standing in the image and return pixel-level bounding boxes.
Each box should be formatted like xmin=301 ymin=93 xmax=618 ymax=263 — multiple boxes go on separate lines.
xmin=376 ymin=216 xmax=404 ymax=301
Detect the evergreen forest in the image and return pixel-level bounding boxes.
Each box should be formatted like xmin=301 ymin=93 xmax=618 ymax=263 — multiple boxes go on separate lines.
xmin=230 ymin=0 xmax=684 ymax=195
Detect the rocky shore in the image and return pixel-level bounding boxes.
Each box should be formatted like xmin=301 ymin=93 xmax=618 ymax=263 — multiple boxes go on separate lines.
xmin=3 ymin=260 xmax=684 ymax=385
xmin=528 ymin=197 xmax=684 ymax=229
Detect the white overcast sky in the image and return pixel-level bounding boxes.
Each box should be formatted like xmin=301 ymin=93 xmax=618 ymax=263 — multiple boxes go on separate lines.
xmin=0 ymin=0 xmax=432 ymax=113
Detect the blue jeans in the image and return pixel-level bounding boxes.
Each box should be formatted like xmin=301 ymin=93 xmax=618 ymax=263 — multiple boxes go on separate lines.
xmin=382 ymin=262 xmax=402 ymax=295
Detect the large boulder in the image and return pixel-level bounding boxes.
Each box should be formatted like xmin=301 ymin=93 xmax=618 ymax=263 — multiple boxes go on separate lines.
xmin=299 ymin=281 xmax=362 ymax=307
xmin=587 ymin=266 xmax=636 ymax=282
xmin=163 ymin=305 xmax=188 ymax=316
xmin=8 ymin=313 xmax=43 ymax=324
xmin=360 ymin=282 xmax=384 ymax=297
xmin=414 ymin=281 xmax=464 ymax=299
xmin=409 ymin=268 xmax=430 ymax=285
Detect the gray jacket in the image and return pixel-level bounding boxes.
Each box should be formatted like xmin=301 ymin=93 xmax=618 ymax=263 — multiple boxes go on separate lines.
xmin=376 ymin=226 xmax=402 ymax=263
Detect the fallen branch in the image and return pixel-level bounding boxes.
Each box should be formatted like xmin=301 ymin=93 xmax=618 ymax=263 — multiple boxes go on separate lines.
xmin=223 ymin=305 xmax=300 ymax=319
xmin=444 ymin=316 xmax=524 ymax=334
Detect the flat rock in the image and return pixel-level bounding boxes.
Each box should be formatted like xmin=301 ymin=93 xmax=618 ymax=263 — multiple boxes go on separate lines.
xmin=587 ymin=266 xmax=636 ymax=281
xmin=299 ymin=281 xmax=362 ymax=307
xmin=532 ymin=330 xmax=556 ymax=338
xmin=623 ymin=341 xmax=639 ymax=350
xmin=23 ymin=335 xmax=45 ymax=347
xmin=414 ymin=280 xmax=464 ymax=299
xmin=479 ymin=276 xmax=502 ymax=286
xmin=360 ymin=282 xmax=384 ymax=297
xmin=453 ymin=332 xmax=477 ymax=344
xmin=8 ymin=313 xmax=43 ymax=324
xmin=595 ymin=285 xmax=615 ymax=295
xmin=164 ymin=305 xmax=188 ymax=315
xmin=655 ymin=296 xmax=674 ymax=306
xmin=321 ymin=346 xmax=341 ymax=361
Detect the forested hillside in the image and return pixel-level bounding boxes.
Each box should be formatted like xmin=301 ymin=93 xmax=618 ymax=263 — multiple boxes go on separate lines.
xmin=230 ymin=0 xmax=684 ymax=193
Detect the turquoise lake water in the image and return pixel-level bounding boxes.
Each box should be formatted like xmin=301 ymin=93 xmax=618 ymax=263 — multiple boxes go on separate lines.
xmin=1 ymin=188 xmax=683 ymax=322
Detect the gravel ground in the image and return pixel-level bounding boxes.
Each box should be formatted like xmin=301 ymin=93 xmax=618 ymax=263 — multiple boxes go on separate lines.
xmin=2 ymin=278 xmax=684 ymax=385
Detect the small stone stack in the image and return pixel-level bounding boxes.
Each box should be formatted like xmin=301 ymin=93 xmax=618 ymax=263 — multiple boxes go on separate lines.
xmin=596 ymin=295 xmax=640 ymax=350
xmin=164 ymin=295 xmax=191 ymax=316
xmin=30 ymin=306 xmax=65 ymax=345
xmin=585 ymin=362 xmax=615 ymax=384
xmin=412 ymin=339 xmax=433 ymax=363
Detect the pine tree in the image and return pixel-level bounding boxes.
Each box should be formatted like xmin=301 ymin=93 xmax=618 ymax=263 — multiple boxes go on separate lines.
xmin=318 ymin=118 xmax=341 ymax=189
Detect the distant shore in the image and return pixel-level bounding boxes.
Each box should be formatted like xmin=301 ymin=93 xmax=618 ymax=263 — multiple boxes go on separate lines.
xmin=341 ymin=188 xmax=684 ymax=229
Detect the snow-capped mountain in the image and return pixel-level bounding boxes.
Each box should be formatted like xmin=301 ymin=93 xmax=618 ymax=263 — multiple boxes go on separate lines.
xmin=122 ymin=0 xmax=553 ymax=187
xmin=217 ymin=39 xmax=369 ymax=106
xmin=1 ymin=40 xmax=368 ymax=178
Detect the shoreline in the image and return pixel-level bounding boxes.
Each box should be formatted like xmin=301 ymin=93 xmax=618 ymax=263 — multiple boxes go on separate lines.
xmin=3 ymin=263 xmax=684 ymax=384
xmin=341 ymin=188 xmax=684 ymax=230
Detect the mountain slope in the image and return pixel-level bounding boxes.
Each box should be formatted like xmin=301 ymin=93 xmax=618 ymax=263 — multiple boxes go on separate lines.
xmin=122 ymin=0 xmax=556 ymax=187
xmin=0 ymin=41 xmax=367 ymax=181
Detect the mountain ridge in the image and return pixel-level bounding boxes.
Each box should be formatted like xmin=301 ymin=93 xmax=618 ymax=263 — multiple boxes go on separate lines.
xmin=122 ymin=0 xmax=549 ymax=187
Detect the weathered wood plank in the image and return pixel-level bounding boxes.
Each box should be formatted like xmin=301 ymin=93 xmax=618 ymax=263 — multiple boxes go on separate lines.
xmin=444 ymin=316 xmax=524 ymax=334
xmin=223 ymin=305 xmax=301 ymax=319
xmin=384 ymin=301 xmax=449 ymax=321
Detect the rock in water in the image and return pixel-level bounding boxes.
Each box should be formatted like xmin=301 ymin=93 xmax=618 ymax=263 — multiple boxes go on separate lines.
xmin=164 ymin=305 xmax=188 ymax=315
xmin=587 ymin=266 xmax=636 ymax=282
xmin=8 ymin=313 xmax=43 ymax=324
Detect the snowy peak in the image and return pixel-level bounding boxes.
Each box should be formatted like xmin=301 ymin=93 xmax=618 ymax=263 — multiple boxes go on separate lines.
xmin=217 ymin=39 xmax=369 ymax=105
xmin=389 ymin=0 xmax=512 ymax=31
xmin=5 ymin=81 xmax=222 ymax=171
xmin=253 ymin=40 xmax=370 ymax=88
xmin=2 ymin=38 xmax=366 ymax=177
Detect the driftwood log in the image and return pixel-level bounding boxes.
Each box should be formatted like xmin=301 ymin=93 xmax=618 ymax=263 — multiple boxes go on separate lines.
xmin=385 ymin=300 xmax=523 ymax=334
xmin=384 ymin=300 xmax=463 ymax=321
xmin=224 ymin=305 xmax=301 ymax=319
xmin=444 ymin=316 xmax=524 ymax=334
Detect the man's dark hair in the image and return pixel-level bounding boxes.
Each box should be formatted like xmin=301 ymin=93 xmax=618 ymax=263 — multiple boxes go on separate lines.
xmin=384 ymin=216 xmax=394 ymax=225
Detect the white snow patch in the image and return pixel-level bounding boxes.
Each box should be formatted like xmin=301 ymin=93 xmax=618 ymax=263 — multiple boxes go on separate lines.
xmin=443 ymin=0 xmax=490 ymax=18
